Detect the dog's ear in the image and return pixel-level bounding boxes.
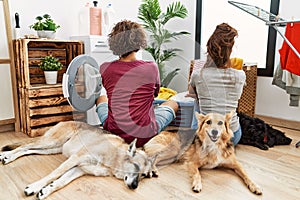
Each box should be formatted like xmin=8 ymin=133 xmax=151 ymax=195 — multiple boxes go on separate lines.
xmin=128 ymin=138 xmax=137 ymax=157
xmin=224 ymin=110 xmax=234 ymax=137
xmin=195 ymin=112 xmax=206 ymax=131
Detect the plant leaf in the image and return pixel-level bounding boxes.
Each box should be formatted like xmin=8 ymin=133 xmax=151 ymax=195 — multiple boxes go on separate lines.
xmin=162 ymin=2 xmax=188 ymax=25
xmin=160 ymin=48 xmax=181 ymax=63
xmin=138 ymin=0 xmax=161 ymax=32
xmin=161 ymin=68 xmax=180 ymax=87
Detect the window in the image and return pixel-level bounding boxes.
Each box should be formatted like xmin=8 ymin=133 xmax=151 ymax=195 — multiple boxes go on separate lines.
xmin=195 ymin=0 xmax=280 ymax=76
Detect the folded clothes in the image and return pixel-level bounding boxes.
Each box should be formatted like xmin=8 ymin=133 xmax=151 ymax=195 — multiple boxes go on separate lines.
xmin=156 ymin=87 xmax=177 ymax=100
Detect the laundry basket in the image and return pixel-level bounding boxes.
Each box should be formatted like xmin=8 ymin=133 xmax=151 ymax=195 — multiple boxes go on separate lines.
xmin=153 ymin=98 xmax=194 ymax=127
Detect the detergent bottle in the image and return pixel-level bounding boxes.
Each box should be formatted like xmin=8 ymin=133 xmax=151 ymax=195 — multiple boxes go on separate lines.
xmin=90 ymin=1 xmax=102 ymax=35
xmin=78 ymin=2 xmax=90 ymax=35
xmin=103 ymin=3 xmax=116 ymax=35
xmin=79 ymin=1 xmax=102 ymax=35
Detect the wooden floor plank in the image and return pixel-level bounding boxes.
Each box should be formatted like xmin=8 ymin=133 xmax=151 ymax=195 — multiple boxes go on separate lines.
xmin=0 ymin=127 xmax=299 ymax=200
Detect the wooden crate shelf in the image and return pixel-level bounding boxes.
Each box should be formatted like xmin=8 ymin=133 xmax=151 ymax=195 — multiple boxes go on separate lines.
xmin=13 ymin=39 xmax=85 ymax=137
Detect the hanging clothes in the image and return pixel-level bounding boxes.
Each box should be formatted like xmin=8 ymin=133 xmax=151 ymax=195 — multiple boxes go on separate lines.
xmin=272 ymin=63 xmax=300 ymax=107
xmin=279 ymin=23 xmax=300 ymax=76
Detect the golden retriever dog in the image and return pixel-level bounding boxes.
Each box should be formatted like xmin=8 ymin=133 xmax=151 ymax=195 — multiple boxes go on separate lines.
xmin=144 ymin=111 xmax=262 ymax=195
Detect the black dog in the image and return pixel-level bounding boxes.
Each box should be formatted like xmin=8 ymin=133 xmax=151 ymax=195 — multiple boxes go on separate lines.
xmin=238 ymin=112 xmax=292 ymax=150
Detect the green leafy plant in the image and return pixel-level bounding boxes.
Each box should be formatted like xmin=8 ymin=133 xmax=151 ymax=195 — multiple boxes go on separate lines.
xmin=138 ymin=0 xmax=189 ymax=87
xmin=39 ymin=55 xmax=63 ymax=71
xmin=29 ymin=14 xmax=60 ymax=32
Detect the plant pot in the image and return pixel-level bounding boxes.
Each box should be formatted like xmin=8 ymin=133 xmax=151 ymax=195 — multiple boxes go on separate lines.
xmin=44 ymin=71 xmax=58 ymax=84
xmin=37 ymin=30 xmax=56 ymax=39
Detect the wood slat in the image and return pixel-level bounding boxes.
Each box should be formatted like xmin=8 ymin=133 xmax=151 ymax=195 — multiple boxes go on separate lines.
xmin=27 ymin=41 xmax=68 ymax=49
xmin=0 ymin=123 xmax=14 ymax=133
xmin=28 ymin=96 xmax=67 ymax=108
xmin=28 ymin=49 xmax=66 ymax=58
xmin=28 ymin=67 xmax=67 ymax=76
xmin=30 ymin=113 xmax=85 ymax=127
xmin=29 ymin=105 xmax=74 ymax=117
xmin=28 ymin=59 xmax=67 ymax=66
xmin=28 ymin=86 xmax=63 ymax=97
xmin=0 ymin=58 xmax=11 ymax=64
xmin=0 ymin=118 xmax=15 ymax=125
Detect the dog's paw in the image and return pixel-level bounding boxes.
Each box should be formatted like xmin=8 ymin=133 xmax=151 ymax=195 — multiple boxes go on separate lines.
xmin=0 ymin=153 xmax=14 ymax=164
xmin=147 ymin=170 xmax=159 ymax=178
xmin=192 ymin=185 xmax=202 ymax=193
xmin=24 ymin=183 xmax=41 ymax=196
xmin=248 ymin=183 xmax=263 ymax=195
xmin=0 ymin=152 xmax=7 ymax=161
xmin=151 ymin=170 xmax=159 ymax=178
xmin=36 ymin=184 xmax=54 ymax=200
xmin=192 ymin=181 xmax=202 ymax=193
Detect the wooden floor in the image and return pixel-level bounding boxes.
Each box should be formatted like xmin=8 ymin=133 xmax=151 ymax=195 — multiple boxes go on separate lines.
xmin=0 ymin=127 xmax=299 ymax=200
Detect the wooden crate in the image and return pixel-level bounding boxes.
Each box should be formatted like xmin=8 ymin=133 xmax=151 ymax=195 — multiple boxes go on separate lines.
xmin=13 ymin=39 xmax=85 ymax=137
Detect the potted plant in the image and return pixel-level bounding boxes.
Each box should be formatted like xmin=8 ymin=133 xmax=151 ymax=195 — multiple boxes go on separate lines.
xmin=39 ymin=55 xmax=63 ymax=84
xmin=138 ymin=0 xmax=189 ymax=87
xmin=29 ymin=14 xmax=60 ymax=39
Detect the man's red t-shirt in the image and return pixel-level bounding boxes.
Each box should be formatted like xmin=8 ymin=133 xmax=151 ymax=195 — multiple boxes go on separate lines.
xmin=100 ymin=60 xmax=160 ymax=147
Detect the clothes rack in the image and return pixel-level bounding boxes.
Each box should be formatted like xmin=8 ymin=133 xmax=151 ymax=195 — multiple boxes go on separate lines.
xmin=228 ymin=1 xmax=300 ymax=59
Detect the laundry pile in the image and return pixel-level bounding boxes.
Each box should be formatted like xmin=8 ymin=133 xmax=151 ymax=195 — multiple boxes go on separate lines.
xmin=238 ymin=112 xmax=292 ymax=150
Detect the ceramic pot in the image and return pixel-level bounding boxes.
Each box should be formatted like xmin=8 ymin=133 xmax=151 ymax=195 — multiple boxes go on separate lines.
xmin=44 ymin=71 xmax=58 ymax=84
xmin=37 ymin=30 xmax=56 ymax=39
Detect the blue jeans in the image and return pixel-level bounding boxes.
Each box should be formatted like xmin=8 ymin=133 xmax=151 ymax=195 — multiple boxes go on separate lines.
xmin=232 ymin=125 xmax=242 ymax=146
xmin=95 ymin=102 xmax=175 ymax=133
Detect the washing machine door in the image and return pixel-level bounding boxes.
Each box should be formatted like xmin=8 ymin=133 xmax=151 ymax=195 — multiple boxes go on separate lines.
xmin=62 ymin=55 xmax=102 ymax=112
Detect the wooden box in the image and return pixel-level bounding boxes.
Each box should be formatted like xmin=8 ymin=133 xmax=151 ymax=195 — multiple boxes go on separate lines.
xmin=13 ymin=39 xmax=85 ymax=137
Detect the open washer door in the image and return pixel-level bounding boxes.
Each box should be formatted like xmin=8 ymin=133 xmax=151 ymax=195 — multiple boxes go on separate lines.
xmin=62 ymin=55 xmax=102 ymax=112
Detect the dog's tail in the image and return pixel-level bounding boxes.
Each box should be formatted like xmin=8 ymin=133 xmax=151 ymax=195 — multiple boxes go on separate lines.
xmin=1 ymin=138 xmax=36 ymax=151
xmin=2 ymin=143 xmax=21 ymax=151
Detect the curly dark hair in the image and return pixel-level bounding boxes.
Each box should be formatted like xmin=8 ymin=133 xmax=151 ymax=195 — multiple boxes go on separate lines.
xmin=108 ymin=20 xmax=147 ymax=58
xmin=204 ymin=23 xmax=238 ymax=68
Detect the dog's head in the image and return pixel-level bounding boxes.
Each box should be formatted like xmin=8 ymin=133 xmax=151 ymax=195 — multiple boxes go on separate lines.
xmin=195 ymin=111 xmax=234 ymax=145
xmin=122 ymin=139 xmax=156 ymax=190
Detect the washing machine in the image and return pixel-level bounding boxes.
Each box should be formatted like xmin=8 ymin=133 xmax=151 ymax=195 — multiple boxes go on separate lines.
xmin=66 ymin=35 xmax=117 ymax=125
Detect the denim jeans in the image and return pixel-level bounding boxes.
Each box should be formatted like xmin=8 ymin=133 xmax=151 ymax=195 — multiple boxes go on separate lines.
xmin=96 ymin=102 xmax=175 ymax=133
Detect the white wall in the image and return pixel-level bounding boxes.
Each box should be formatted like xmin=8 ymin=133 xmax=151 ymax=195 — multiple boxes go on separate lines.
xmin=9 ymin=0 xmax=141 ymax=39
xmin=255 ymin=0 xmax=300 ymax=122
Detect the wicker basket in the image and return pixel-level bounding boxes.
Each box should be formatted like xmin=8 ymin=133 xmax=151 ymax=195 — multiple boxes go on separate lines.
xmin=237 ymin=65 xmax=257 ymax=117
